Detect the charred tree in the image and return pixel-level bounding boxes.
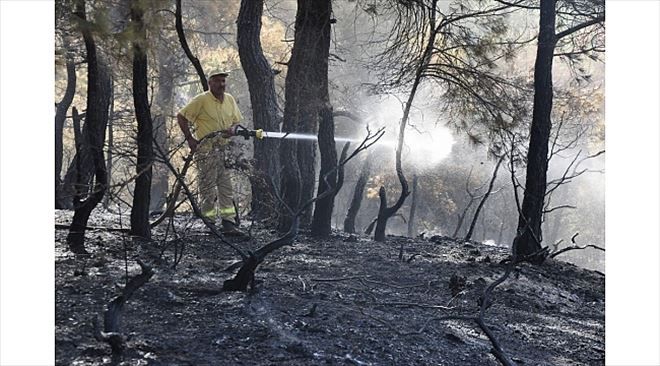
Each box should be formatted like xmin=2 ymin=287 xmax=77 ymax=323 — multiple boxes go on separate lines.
xmin=512 ymin=0 xmax=604 ymax=262
xmin=407 ymin=174 xmax=419 ymax=237
xmin=512 ymin=0 xmax=556 ymax=260
xmin=237 ymin=0 xmax=281 ymax=220
xmin=103 ymin=78 xmax=114 ymax=209
xmin=66 ymin=0 xmax=112 ymax=253
xmin=343 ymin=154 xmax=371 ymax=234
xmin=465 ymin=156 xmax=504 ymax=241
xmin=452 ymin=167 xmax=482 ymax=238
xmin=56 ymin=35 xmax=76 ymax=209
xmin=129 ymin=2 xmax=153 ymax=239
xmin=278 ymin=0 xmax=333 ymax=231
xmin=310 ymin=105 xmax=338 ymax=237
xmin=373 ymin=0 xmax=449 ymax=241
xmin=61 ymin=106 xmax=93 ymax=209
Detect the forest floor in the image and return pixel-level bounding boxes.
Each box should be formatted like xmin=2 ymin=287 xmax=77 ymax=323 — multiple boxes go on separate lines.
xmin=55 ymin=209 xmax=604 ymax=366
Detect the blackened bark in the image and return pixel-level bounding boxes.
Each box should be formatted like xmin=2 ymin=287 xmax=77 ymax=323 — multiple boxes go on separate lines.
xmin=278 ymin=0 xmax=332 ymax=231
xmin=343 ymin=156 xmax=371 ymax=234
xmin=237 ymin=0 xmax=281 ymax=220
xmin=129 ymin=3 xmax=153 ymax=239
xmin=71 ymin=108 xmax=84 ymax=202
xmin=374 ymin=186 xmax=390 ymax=241
xmin=66 ymin=0 xmax=111 ymax=253
xmin=311 ymin=104 xmax=337 ymax=237
xmin=56 ymin=37 xmax=76 ymax=209
xmin=61 ymin=107 xmax=93 ymax=209
xmin=103 ymin=78 xmax=114 ymax=209
xmin=407 ymin=174 xmax=419 ymax=237
xmin=512 ymin=0 xmax=556 ymax=261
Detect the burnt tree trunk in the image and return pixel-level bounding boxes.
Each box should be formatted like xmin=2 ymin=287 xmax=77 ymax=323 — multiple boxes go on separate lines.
xmin=129 ymin=2 xmax=153 ymax=239
xmin=407 ymin=174 xmax=419 ymax=237
xmin=66 ymin=0 xmax=112 ymax=253
xmin=512 ymin=0 xmax=556 ymax=261
xmin=343 ymin=155 xmax=371 ymax=234
xmin=237 ymin=0 xmax=281 ymax=220
xmin=278 ymin=0 xmax=332 ymax=231
xmin=56 ymin=36 xmax=76 ymax=209
xmin=103 ymin=78 xmax=114 ymax=209
xmin=62 ymin=107 xmax=93 ymax=209
xmin=465 ymin=156 xmax=503 ymax=241
xmin=373 ymin=0 xmax=440 ymax=241
xmin=311 ymin=104 xmax=337 ymax=237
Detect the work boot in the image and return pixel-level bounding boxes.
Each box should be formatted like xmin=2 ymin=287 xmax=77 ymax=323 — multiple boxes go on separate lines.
xmin=221 ymin=219 xmax=245 ymax=237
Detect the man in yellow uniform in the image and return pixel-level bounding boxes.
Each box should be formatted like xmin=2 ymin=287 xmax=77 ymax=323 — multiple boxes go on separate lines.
xmin=177 ymin=71 xmax=244 ymax=235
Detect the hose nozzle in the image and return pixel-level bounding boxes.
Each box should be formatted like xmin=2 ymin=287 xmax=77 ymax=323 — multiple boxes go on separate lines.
xmin=234 ymin=125 xmax=265 ymax=140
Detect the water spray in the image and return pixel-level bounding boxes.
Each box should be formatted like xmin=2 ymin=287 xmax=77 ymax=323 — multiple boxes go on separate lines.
xmin=233 ymin=125 xmax=362 ymax=143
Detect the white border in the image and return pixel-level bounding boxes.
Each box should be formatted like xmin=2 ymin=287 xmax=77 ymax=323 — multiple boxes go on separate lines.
xmin=605 ymin=1 xmax=660 ymax=365
xmin=0 ymin=1 xmax=54 ymax=365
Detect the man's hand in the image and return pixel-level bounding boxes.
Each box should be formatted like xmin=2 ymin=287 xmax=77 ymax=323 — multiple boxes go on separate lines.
xmin=221 ymin=124 xmax=239 ymax=138
xmin=177 ymin=113 xmax=199 ymax=153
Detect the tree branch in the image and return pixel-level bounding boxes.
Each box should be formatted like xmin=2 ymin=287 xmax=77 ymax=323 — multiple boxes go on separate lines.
xmin=556 ymin=15 xmax=605 ymax=41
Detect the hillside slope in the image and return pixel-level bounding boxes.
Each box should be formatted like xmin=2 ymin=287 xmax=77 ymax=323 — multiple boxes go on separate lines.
xmin=55 ymin=210 xmax=604 ymax=365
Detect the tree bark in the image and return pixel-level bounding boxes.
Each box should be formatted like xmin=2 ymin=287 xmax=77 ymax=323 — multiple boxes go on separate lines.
xmin=56 ymin=35 xmax=76 ymax=209
xmin=278 ymin=0 xmax=332 ymax=231
xmin=103 ymin=78 xmax=114 ymax=209
xmin=237 ymin=0 xmax=281 ymax=220
xmin=512 ymin=0 xmax=556 ymax=261
xmin=61 ymin=108 xmax=93 ymax=209
xmin=343 ymin=155 xmax=371 ymax=234
xmin=129 ymin=2 xmax=153 ymax=239
xmin=311 ymin=103 xmax=337 ymax=237
xmin=66 ymin=0 xmax=112 ymax=253
xmin=407 ymin=174 xmax=419 ymax=237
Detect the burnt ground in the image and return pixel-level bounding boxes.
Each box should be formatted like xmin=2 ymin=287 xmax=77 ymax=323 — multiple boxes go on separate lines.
xmin=55 ymin=209 xmax=604 ymax=366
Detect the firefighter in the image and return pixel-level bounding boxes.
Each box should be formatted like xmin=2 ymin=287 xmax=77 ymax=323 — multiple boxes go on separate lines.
xmin=176 ymin=70 xmax=244 ymax=235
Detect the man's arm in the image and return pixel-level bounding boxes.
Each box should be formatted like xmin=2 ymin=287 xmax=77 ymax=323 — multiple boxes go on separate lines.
xmin=177 ymin=113 xmax=198 ymax=152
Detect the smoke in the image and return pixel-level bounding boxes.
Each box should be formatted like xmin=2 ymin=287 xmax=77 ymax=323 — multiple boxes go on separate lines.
xmin=355 ymin=93 xmax=456 ymax=172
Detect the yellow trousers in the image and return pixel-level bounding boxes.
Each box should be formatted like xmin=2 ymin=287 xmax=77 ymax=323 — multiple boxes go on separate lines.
xmin=194 ymin=139 xmax=236 ymax=222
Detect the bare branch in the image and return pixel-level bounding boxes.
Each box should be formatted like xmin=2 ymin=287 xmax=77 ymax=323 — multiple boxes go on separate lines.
xmin=556 ymin=15 xmax=605 ymax=41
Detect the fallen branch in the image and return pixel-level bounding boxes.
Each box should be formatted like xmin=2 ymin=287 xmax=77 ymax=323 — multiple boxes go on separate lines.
xmin=550 ymin=232 xmax=605 ymax=258
xmin=94 ymin=260 xmax=154 ymax=355
xmin=550 ymin=244 xmax=605 ymax=258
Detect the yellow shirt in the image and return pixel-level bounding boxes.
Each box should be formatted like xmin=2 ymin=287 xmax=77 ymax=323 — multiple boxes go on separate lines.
xmin=179 ymin=91 xmax=243 ymax=141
